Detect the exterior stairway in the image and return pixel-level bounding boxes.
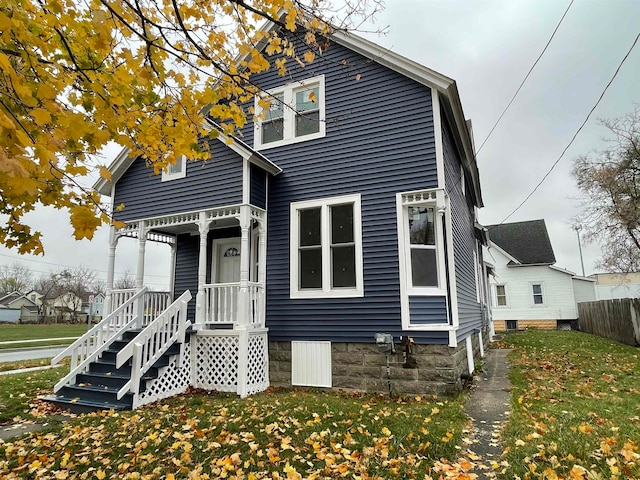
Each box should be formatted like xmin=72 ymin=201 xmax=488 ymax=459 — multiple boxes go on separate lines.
xmin=45 ymin=288 xmax=193 ymax=413
xmin=44 ymin=329 xmax=190 ymax=413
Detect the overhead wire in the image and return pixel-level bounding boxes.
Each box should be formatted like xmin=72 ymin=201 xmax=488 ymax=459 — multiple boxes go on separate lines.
xmin=500 ymin=30 xmax=640 ymax=224
xmin=476 ymin=0 xmax=574 ymax=155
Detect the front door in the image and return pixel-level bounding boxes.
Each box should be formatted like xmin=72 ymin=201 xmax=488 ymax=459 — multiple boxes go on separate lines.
xmin=215 ymin=238 xmax=241 ymax=283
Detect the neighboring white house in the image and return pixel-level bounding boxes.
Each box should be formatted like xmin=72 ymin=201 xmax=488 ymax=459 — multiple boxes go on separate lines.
xmin=590 ymin=272 xmax=640 ymax=300
xmin=0 ymin=292 xmax=39 ymax=322
xmin=485 ymin=220 xmax=595 ymax=331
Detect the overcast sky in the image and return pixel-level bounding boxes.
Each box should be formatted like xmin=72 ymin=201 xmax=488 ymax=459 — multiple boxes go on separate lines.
xmin=1 ymin=0 xmax=639 ymax=288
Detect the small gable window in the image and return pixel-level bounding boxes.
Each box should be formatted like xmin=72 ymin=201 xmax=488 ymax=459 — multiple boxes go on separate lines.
xmin=162 ymin=155 xmax=187 ymax=182
xmin=255 ymin=75 xmax=325 ymax=150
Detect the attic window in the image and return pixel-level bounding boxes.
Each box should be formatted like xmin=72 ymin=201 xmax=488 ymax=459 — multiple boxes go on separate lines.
xmin=255 ymin=75 xmax=326 ymax=150
xmin=162 ymin=155 xmax=186 ymax=182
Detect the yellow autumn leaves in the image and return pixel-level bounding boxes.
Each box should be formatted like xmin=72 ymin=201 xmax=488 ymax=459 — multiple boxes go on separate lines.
xmin=0 ymin=0 xmax=333 ymax=254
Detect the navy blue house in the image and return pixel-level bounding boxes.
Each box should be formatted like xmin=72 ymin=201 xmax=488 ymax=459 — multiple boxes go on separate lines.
xmin=62 ymin=27 xmax=490 ymax=410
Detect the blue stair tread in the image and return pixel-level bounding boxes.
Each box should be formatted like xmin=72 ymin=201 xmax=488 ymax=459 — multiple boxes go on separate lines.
xmin=41 ymin=395 xmax=130 ymax=411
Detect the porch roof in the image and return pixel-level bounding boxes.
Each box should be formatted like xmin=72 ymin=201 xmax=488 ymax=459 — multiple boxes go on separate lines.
xmin=94 ymin=124 xmax=281 ymax=196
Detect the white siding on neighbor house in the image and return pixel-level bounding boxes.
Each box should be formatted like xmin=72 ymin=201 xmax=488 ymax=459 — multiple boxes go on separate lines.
xmin=595 ymin=283 xmax=640 ymax=300
xmin=488 ymin=247 xmax=578 ymax=321
xmin=572 ymin=278 xmax=596 ymax=304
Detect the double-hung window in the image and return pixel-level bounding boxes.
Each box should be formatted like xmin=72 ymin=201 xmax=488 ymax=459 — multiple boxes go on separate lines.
xmin=495 ymin=285 xmax=507 ymax=306
xmin=255 ymin=75 xmax=326 ymax=149
xmin=532 ymin=283 xmax=544 ymax=305
xmin=290 ymin=194 xmax=363 ymax=298
xmin=161 ymin=155 xmax=187 ymax=182
xmin=397 ymin=189 xmax=447 ymax=296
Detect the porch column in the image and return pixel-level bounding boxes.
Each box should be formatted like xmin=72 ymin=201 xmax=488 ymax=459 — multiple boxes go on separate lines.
xmin=237 ymin=205 xmax=251 ymax=327
xmin=169 ymin=239 xmax=177 ymax=298
xmin=136 ymin=221 xmax=148 ymax=290
xmin=195 ymin=212 xmax=211 ymax=325
xmin=104 ymin=225 xmax=120 ymax=315
xmin=257 ymin=218 xmax=267 ymax=326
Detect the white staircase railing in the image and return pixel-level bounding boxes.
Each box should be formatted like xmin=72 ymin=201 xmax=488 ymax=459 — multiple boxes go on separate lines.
xmin=115 ymin=290 xmax=192 ymax=407
xmin=51 ymin=287 xmax=149 ymax=393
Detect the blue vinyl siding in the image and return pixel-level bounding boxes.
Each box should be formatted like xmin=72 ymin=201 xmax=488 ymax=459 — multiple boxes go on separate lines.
xmin=250 ymin=164 xmax=267 ymax=209
xmin=114 ymin=140 xmax=244 ymax=222
xmin=241 ymin=35 xmax=447 ymax=345
xmin=442 ymin=113 xmax=482 ymax=340
xmin=409 ymin=297 xmax=448 ymax=325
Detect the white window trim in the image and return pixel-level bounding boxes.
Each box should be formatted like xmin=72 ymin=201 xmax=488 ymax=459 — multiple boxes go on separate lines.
xmin=495 ymin=284 xmax=508 ymax=307
xmin=531 ymin=282 xmax=545 ymax=306
xmin=397 ymin=189 xmax=453 ymax=333
xmin=161 ymin=155 xmax=187 ymax=182
xmin=290 ymin=193 xmax=363 ymax=299
xmin=254 ymin=75 xmax=326 ymax=150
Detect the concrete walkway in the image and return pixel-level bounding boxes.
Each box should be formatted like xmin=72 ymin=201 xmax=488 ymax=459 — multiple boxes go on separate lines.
xmin=466 ymin=348 xmax=512 ymax=479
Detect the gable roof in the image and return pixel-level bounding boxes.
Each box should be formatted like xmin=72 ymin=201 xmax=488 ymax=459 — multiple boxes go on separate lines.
xmin=93 ymin=123 xmax=282 ymax=196
xmin=486 ymin=220 xmax=556 ymax=265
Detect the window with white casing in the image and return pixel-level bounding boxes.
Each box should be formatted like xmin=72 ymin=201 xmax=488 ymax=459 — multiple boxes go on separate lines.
xmin=532 ymin=283 xmax=544 ymax=305
xmin=495 ymin=284 xmax=507 ymax=306
xmin=161 ymin=155 xmax=187 ymax=182
xmin=290 ymin=194 xmax=363 ymax=299
xmin=255 ymin=75 xmax=326 ymax=150
xmin=397 ymin=189 xmax=447 ymax=296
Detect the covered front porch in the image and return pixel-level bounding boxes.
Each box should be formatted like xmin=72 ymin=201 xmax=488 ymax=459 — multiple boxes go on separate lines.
xmin=104 ymin=203 xmax=268 ymax=330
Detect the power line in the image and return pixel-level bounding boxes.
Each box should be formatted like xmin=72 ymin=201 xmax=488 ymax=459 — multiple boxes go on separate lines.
xmin=476 ymin=0 xmax=574 ymax=155
xmin=501 ymin=30 xmax=640 ymax=224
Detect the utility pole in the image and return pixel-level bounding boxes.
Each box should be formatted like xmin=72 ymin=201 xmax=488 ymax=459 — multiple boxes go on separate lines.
xmin=574 ymin=225 xmax=585 ymax=277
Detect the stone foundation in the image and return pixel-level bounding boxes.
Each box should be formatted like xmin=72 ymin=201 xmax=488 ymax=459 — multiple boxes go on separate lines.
xmin=493 ymin=319 xmax=559 ymax=331
xmin=269 ymin=332 xmax=485 ymax=396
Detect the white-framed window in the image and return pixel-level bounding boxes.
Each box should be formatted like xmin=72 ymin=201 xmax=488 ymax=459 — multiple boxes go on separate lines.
xmin=495 ymin=284 xmax=507 ymax=306
xmin=506 ymin=320 xmax=518 ymax=331
xmin=254 ymin=75 xmax=326 ymax=150
xmin=161 ymin=155 xmax=187 ymax=181
xmin=532 ymin=283 xmax=544 ymax=305
xmin=290 ymin=194 xmax=363 ymax=299
xmin=396 ymin=189 xmax=447 ymax=296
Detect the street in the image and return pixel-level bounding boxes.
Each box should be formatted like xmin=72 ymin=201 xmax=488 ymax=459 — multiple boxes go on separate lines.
xmin=0 ymin=346 xmax=67 ymax=363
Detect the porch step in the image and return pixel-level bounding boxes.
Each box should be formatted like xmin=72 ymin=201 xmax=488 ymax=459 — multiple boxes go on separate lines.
xmin=45 ymin=330 xmax=189 ymax=414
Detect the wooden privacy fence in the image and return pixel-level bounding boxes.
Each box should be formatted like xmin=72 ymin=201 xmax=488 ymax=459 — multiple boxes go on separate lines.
xmin=578 ymin=298 xmax=640 ymax=346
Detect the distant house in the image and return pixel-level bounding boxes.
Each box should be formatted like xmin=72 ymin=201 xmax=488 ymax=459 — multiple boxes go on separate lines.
xmin=82 ymin=292 xmax=105 ymax=322
xmin=0 ymin=292 xmax=39 ymax=323
xmin=590 ymin=272 xmax=640 ymax=300
xmin=485 ymin=220 xmax=595 ymax=331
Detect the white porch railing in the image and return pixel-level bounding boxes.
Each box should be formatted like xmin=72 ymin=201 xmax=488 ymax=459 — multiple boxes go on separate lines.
xmin=51 ymin=287 xmax=149 ymax=393
xmin=203 ymin=282 xmax=264 ymax=327
xmin=111 ymin=289 xmax=171 ymax=326
xmin=115 ymin=291 xmax=192 ymax=408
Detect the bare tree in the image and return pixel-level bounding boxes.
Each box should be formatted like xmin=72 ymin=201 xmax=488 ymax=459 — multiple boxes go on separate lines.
xmin=0 ymin=263 xmax=33 ymax=294
xmin=114 ymin=270 xmax=137 ymax=290
xmin=573 ymin=105 xmax=640 ymax=272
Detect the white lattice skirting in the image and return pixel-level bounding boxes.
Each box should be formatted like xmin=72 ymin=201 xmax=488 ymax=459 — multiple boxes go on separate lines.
xmin=193 ymin=329 xmax=269 ymax=397
xmin=135 ymin=341 xmax=192 ymax=409
xmin=132 ymin=328 xmax=269 ymax=408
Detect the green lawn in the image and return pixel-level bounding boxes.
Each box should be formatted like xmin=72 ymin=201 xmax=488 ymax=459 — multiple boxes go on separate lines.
xmin=0 ymin=324 xmax=88 ymax=349
xmin=500 ymin=330 xmax=640 ymax=479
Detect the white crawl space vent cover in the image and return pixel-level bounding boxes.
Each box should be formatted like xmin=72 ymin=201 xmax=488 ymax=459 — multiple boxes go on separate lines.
xmin=291 ymin=341 xmax=332 ymax=387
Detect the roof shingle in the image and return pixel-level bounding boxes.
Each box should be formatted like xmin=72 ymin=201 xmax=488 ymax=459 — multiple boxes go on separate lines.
xmin=486 ymin=219 xmax=556 ymax=265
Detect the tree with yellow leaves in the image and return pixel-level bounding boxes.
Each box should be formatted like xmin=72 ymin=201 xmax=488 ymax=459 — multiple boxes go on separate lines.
xmin=0 ymin=0 xmax=380 ymax=254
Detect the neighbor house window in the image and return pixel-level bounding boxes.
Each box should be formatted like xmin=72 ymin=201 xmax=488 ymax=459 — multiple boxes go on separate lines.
xmin=397 ymin=189 xmax=447 ymax=295
xmin=161 ymin=155 xmax=187 ymax=181
xmin=506 ymin=320 xmax=518 ymax=331
xmin=532 ymin=283 xmax=544 ymax=305
xmin=255 ymin=75 xmax=325 ymax=149
xmin=495 ymin=285 xmax=507 ymax=306
xmin=290 ymin=194 xmax=363 ymax=298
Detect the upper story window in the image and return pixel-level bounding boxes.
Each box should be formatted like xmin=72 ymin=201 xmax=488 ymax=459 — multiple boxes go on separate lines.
xmin=255 ymin=75 xmax=326 ymax=150
xmin=290 ymin=194 xmax=363 ymax=299
xmin=162 ymin=155 xmax=187 ymax=182
xmin=532 ymin=283 xmax=544 ymax=305
xmin=397 ymin=189 xmax=447 ymax=296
